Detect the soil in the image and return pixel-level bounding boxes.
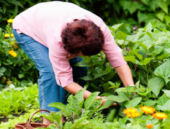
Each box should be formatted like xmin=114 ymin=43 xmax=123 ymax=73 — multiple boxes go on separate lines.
xmin=0 ymin=112 xmax=43 ymax=123
xmin=0 ymin=112 xmax=25 ymax=123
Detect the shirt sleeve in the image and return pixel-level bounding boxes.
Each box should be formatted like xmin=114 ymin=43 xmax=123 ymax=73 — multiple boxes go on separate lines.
xmin=48 ymin=37 xmax=73 ymax=87
xmin=99 ymin=20 xmax=127 ymax=67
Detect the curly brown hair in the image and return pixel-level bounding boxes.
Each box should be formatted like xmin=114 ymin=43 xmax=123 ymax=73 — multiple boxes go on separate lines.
xmin=61 ymin=19 xmax=104 ymax=56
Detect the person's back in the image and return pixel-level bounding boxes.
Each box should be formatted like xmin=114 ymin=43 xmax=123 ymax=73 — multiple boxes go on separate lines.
xmin=13 ymin=1 xmax=96 ymax=47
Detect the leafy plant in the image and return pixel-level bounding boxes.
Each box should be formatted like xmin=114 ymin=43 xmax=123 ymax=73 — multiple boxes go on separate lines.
xmin=0 ymin=108 xmax=41 ymax=129
xmin=0 ymin=20 xmax=39 ymax=89
xmin=0 ymin=84 xmax=39 ymax=116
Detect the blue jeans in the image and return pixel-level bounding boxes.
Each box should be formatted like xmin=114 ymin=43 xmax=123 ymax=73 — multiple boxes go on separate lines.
xmin=12 ymin=29 xmax=88 ymax=112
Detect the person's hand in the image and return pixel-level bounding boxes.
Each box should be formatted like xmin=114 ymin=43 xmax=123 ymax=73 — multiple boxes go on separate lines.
xmin=97 ymin=96 xmax=117 ymax=108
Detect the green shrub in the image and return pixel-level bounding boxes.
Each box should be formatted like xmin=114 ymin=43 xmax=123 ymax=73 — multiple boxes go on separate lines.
xmin=1 ymin=0 xmax=170 ymax=29
xmin=0 ymin=0 xmax=51 ymax=29
xmin=0 ymin=21 xmax=38 ymax=89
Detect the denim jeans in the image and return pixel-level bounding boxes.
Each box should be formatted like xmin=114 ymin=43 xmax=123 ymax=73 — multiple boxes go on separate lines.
xmin=12 ymin=29 xmax=88 ymax=112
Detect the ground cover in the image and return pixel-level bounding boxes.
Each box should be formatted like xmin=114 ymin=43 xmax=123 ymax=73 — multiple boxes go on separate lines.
xmin=1 ymin=19 xmax=170 ymax=128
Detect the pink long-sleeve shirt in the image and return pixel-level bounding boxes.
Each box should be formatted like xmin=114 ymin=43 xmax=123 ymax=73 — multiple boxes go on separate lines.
xmin=13 ymin=1 xmax=126 ymax=87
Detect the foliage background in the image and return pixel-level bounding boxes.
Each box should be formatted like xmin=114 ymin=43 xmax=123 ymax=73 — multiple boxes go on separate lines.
xmin=1 ymin=0 xmax=170 ymax=88
xmin=1 ymin=0 xmax=170 ymax=29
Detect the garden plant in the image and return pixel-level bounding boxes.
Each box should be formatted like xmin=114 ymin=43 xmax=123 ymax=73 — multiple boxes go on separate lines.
xmin=1 ymin=0 xmax=170 ymax=129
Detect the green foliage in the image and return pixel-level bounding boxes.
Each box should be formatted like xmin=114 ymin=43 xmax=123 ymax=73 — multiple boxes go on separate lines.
xmin=40 ymin=89 xmax=108 ymax=129
xmin=0 ymin=22 xmax=38 ymax=89
xmin=0 ymin=84 xmax=39 ymax=116
xmin=0 ymin=108 xmax=41 ymax=129
xmin=0 ymin=0 xmax=51 ymax=29
xmin=63 ymin=0 xmax=170 ymax=27
xmin=1 ymin=0 xmax=170 ymax=29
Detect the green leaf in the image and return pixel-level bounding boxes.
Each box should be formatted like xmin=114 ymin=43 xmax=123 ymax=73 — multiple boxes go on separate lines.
xmin=157 ymin=93 xmax=168 ymax=105
xmin=41 ymin=113 xmax=55 ymax=123
xmin=114 ymin=31 xmax=127 ymax=40
xmin=134 ymin=51 xmax=143 ymax=60
xmin=0 ymin=67 xmax=6 ymax=73
xmin=162 ymin=90 xmax=170 ymax=98
xmin=156 ymin=0 xmax=168 ymax=14
xmin=106 ymin=95 xmax=128 ymax=102
xmin=141 ymin=0 xmax=149 ymax=5
xmin=75 ymin=89 xmax=85 ymax=107
xmin=156 ymin=11 xmax=165 ymax=21
xmin=108 ymin=81 xmax=120 ymax=89
xmin=144 ymin=100 xmax=157 ymax=107
xmin=150 ymin=0 xmax=158 ymax=11
xmin=98 ymin=100 xmax=114 ymax=111
xmin=50 ymin=112 xmax=62 ymax=127
xmin=18 ymin=73 xmax=25 ymax=79
xmin=116 ymin=86 xmax=135 ymax=99
xmin=87 ymin=99 xmax=102 ymax=118
xmin=48 ymin=102 xmax=71 ymax=117
xmin=140 ymin=58 xmax=152 ymax=65
xmin=137 ymin=11 xmax=155 ymax=23
xmin=128 ymin=1 xmax=141 ymax=14
xmin=157 ymin=53 xmax=170 ymax=60
xmin=81 ymin=56 xmax=91 ymax=62
xmin=124 ymin=56 xmax=136 ymax=63
xmin=148 ymin=77 xmax=165 ymax=96
xmin=157 ymin=100 xmax=170 ymax=111
xmin=75 ymin=61 xmax=91 ymax=67
xmin=64 ymin=122 xmax=72 ymax=129
xmin=165 ymin=15 xmax=170 ymax=25
xmin=154 ymin=59 xmax=170 ymax=84
xmin=67 ymin=95 xmax=82 ymax=116
xmin=124 ymin=97 xmax=142 ymax=108
xmin=84 ymin=92 xmax=100 ymax=110
xmin=144 ymin=22 xmax=152 ymax=32
xmin=80 ymin=75 xmax=94 ymax=81
xmin=117 ymin=23 xmax=132 ymax=34
xmin=71 ymin=118 xmax=89 ymax=128
xmin=148 ymin=46 xmax=163 ymax=56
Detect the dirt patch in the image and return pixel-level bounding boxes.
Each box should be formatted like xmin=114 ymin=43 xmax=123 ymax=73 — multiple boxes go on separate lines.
xmin=0 ymin=117 xmax=8 ymax=123
xmin=0 ymin=111 xmax=43 ymax=124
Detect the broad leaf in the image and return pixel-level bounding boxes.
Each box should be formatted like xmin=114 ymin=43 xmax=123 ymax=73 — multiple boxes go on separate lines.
xmin=154 ymin=59 xmax=170 ymax=84
xmin=48 ymin=102 xmax=71 ymax=117
xmin=124 ymin=97 xmax=142 ymax=108
xmin=74 ymin=61 xmax=91 ymax=67
xmin=106 ymin=95 xmax=128 ymax=102
xmin=98 ymin=100 xmax=115 ymax=111
xmin=148 ymin=77 xmax=165 ymax=96
xmin=157 ymin=100 xmax=170 ymax=111
xmin=87 ymin=99 xmax=102 ymax=118
xmin=144 ymin=100 xmax=157 ymax=107
xmin=67 ymin=95 xmax=82 ymax=117
xmin=162 ymin=90 xmax=170 ymax=98
xmin=84 ymin=92 xmax=100 ymax=110
xmin=64 ymin=122 xmax=72 ymax=129
xmin=75 ymin=89 xmax=85 ymax=109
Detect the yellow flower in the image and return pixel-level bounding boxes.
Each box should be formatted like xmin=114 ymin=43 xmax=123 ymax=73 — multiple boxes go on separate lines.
xmin=9 ymin=50 xmax=17 ymax=57
xmin=7 ymin=19 xmax=13 ymax=23
xmin=141 ymin=106 xmax=155 ymax=115
xmin=4 ymin=34 xmax=10 ymax=38
xmin=123 ymin=108 xmax=138 ymax=114
xmin=10 ymin=42 xmax=13 ymax=45
xmin=146 ymin=124 xmax=153 ymax=128
xmin=152 ymin=112 xmax=168 ymax=120
xmin=131 ymin=112 xmax=141 ymax=118
xmin=10 ymin=33 xmax=14 ymax=37
xmin=123 ymin=108 xmax=141 ymax=118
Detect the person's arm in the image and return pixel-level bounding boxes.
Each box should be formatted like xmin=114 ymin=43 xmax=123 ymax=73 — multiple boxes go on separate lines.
xmin=64 ymin=82 xmax=117 ymax=106
xmin=115 ymin=64 xmax=134 ymax=87
xmin=63 ymin=82 xmax=92 ymax=99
